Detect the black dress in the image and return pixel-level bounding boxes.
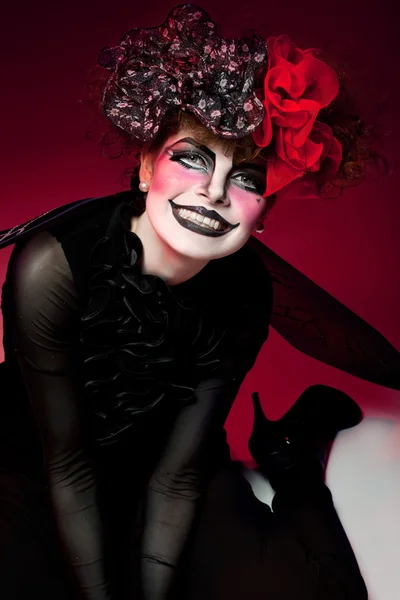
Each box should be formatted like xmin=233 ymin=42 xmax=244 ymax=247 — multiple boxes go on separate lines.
xmin=0 ymin=191 xmax=367 ymax=599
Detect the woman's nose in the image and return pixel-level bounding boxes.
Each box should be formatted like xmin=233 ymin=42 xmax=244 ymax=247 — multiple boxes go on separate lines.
xmin=201 ymin=180 xmax=230 ymax=206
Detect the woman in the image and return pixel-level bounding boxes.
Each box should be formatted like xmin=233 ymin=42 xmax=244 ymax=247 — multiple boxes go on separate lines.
xmin=0 ymin=4 xmax=398 ymax=600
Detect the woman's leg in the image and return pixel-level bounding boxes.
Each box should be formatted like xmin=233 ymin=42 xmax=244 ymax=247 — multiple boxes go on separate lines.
xmin=272 ymin=481 xmax=368 ymax=600
xmin=181 ymin=462 xmax=367 ymax=600
xmin=181 ymin=462 xmax=311 ymax=600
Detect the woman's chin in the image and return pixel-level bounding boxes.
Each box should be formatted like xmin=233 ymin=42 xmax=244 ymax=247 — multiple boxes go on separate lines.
xmin=166 ymin=239 xmax=245 ymax=262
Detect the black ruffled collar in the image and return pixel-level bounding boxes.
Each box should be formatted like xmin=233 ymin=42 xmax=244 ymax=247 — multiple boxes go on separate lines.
xmin=79 ymin=194 xmax=232 ymax=445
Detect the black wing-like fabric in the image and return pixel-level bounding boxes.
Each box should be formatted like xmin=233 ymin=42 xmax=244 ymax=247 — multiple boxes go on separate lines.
xmin=0 ymin=193 xmax=123 ymax=250
xmin=248 ymin=235 xmax=400 ymax=391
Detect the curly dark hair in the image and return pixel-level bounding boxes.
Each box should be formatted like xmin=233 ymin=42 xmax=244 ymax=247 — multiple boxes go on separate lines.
xmin=83 ymin=57 xmax=385 ymax=210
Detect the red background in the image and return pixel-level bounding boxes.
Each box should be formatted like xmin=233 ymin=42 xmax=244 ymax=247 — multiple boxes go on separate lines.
xmin=1 ymin=0 xmax=399 ymax=461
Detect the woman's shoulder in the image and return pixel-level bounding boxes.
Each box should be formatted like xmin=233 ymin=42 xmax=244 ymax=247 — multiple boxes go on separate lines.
xmin=50 ymin=190 xmax=137 ymax=295
xmin=0 ymin=190 xmax=139 ymax=311
xmin=47 ymin=190 xmax=131 ymax=248
xmin=8 ymin=190 xmax=135 ymax=296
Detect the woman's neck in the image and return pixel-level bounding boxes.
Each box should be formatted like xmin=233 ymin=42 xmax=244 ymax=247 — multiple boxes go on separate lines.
xmin=131 ymin=211 xmax=209 ymax=286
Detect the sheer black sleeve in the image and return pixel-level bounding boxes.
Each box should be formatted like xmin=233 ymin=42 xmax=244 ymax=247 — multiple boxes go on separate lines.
xmin=139 ymin=377 xmax=238 ymax=599
xmin=5 ymin=232 xmax=113 ymax=600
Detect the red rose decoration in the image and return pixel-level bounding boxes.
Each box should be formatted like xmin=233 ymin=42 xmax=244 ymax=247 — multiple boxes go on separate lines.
xmin=253 ymin=35 xmax=342 ymax=196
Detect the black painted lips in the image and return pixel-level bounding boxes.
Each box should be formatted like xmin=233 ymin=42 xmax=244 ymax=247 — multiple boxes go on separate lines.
xmin=169 ymin=199 xmax=239 ymax=238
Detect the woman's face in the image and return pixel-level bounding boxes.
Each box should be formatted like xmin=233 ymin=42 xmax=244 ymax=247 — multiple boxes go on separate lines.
xmin=139 ymin=127 xmax=268 ymax=261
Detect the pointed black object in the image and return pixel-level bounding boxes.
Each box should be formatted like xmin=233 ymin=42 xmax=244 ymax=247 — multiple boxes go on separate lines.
xmin=0 ymin=193 xmax=122 ymax=249
xmin=1 ymin=190 xmax=399 ymax=391
xmin=248 ymin=385 xmax=363 ymax=487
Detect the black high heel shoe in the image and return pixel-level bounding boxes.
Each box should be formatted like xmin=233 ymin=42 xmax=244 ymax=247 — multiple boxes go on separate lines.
xmin=248 ymin=384 xmax=363 ymax=489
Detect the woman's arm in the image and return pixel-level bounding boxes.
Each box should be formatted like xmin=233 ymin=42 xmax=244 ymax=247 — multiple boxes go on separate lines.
xmin=6 ymin=232 xmax=112 ymax=600
xmin=139 ymin=377 xmax=238 ymax=600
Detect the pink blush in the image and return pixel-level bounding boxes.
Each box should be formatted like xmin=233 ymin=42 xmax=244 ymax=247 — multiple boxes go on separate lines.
xmin=229 ymin=182 xmax=259 ymax=201
xmin=151 ymin=160 xmax=203 ymax=194
xmin=229 ymin=186 xmax=262 ymax=219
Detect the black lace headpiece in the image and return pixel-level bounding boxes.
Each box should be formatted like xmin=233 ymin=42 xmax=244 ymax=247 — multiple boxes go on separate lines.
xmin=98 ymin=4 xmax=268 ymax=140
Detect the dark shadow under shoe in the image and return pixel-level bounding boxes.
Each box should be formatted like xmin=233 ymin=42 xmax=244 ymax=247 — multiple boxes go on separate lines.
xmin=248 ymin=384 xmax=363 ymax=489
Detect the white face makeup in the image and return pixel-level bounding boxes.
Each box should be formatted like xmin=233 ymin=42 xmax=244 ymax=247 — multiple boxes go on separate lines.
xmin=140 ymin=128 xmax=268 ymax=262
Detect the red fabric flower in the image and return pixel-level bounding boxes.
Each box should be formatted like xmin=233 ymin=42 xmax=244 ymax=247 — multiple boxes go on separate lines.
xmin=253 ymin=35 xmax=343 ymax=196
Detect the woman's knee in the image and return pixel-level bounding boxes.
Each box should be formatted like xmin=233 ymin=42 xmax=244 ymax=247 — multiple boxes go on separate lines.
xmin=315 ymin=557 xmax=368 ymax=600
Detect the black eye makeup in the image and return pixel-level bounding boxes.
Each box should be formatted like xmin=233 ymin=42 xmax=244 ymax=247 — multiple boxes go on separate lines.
xmin=166 ymin=137 xmax=215 ymax=172
xmin=169 ymin=149 xmax=211 ymax=172
xmin=231 ymin=162 xmax=266 ymax=195
xmin=166 ymin=138 xmax=266 ymax=196
xmin=231 ymin=172 xmax=265 ymax=195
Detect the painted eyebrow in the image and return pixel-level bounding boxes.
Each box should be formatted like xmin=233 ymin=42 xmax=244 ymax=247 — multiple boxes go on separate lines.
xmin=170 ymin=137 xmax=216 ymax=161
xmin=234 ymin=162 xmax=266 ymax=174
